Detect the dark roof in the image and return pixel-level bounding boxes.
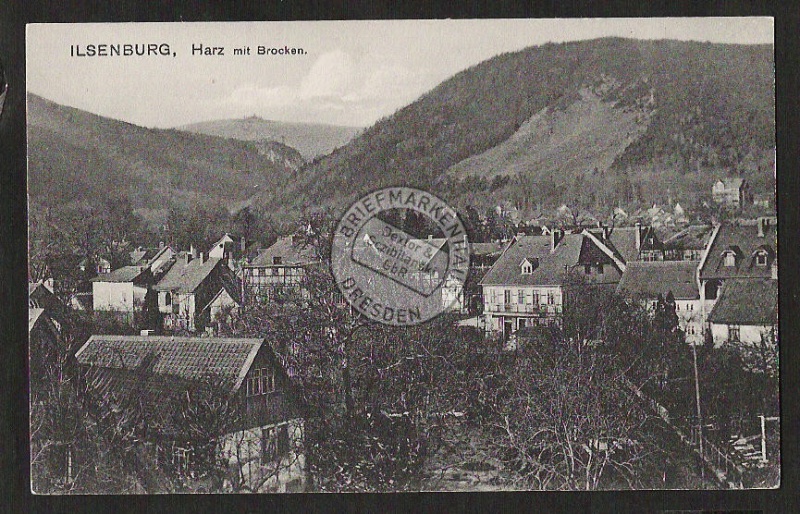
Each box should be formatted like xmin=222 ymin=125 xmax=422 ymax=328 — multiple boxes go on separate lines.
xmin=250 ymin=236 xmax=318 ymax=267
xmin=470 ymin=242 xmax=505 ymax=256
xmin=608 ymin=227 xmax=640 ymax=263
xmin=662 ymin=225 xmax=714 ymax=250
xmin=90 ymin=265 xmax=149 ymax=283
xmin=480 ymin=232 xmax=621 ymax=287
xmin=709 ymin=279 xmax=777 ymax=326
xmin=699 ymin=219 xmax=777 ymax=280
xmin=76 ymin=336 xmax=264 ymax=392
xmin=617 ymin=261 xmax=700 ymax=300
xmin=153 ymin=256 xmax=222 ymax=293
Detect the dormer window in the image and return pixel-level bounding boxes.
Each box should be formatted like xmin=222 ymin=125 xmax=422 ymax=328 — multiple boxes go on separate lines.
xmin=723 ymin=250 xmax=736 ymax=267
xmin=755 ymin=250 xmax=768 ymax=267
xmin=273 ymin=256 xmax=282 ymax=265
xmin=520 ymin=258 xmax=536 ymax=275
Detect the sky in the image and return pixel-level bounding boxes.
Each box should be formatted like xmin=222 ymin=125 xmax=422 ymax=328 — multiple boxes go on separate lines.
xmin=27 ymin=18 xmax=773 ymax=128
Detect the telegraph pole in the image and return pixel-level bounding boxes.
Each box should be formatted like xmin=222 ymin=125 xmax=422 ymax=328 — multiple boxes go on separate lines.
xmin=691 ymin=342 xmax=704 ymax=480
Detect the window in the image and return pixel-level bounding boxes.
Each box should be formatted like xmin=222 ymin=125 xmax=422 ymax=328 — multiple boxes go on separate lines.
xmin=164 ymin=292 xmax=171 ymax=305
xmin=521 ymin=261 xmax=533 ymax=274
xmin=273 ymin=256 xmax=282 ymax=265
xmin=676 ymin=303 xmax=680 ymax=311
xmin=504 ymin=290 xmax=511 ymax=304
xmin=518 ymin=289 xmax=525 ymax=304
xmin=261 ymin=425 xmax=290 ymax=464
xmin=687 ymin=325 xmax=696 ymax=335
xmin=532 ymin=291 xmax=540 ymax=305
xmin=596 ymin=263 xmax=604 ymax=274
xmin=755 ymin=251 xmax=768 ymax=267
xmin=247 ymin=368 xmax=275 ymax=396
xmin=728 ymin=325 xmax=741 ymax=342
xmin=723 ymin=251 xmax=736 ymax=267
xmin=585 ymin=264 xmax=592 ymax=274
xmin=547 ymin=292 xmax=555 ymax=305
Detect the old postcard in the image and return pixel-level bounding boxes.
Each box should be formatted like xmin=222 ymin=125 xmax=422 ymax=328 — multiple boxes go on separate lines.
xmin=26 ymin=19 xmax=776 ymax=493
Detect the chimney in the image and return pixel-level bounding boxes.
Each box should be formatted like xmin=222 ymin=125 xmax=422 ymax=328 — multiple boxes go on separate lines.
xmin=635 ymin=222 xmax=642 ymax=252
xmin=184 ymin=252 xmax=193 ymax=265
xmin=190 ymin=244 xmax=197 ymax=258
xmin=757 ymin=217 xmax=765 ymax=238
xmin=140 ymin=329 xmax=154 ymax=336
xmin=159 ymin=241 xmax=165 ymax=249
xmin=241 ymin=236 xmax=246 ymax=252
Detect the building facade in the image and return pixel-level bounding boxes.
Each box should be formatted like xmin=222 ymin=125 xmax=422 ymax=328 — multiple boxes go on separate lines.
xmin=480 ymin=229 xmax=626 ymax=342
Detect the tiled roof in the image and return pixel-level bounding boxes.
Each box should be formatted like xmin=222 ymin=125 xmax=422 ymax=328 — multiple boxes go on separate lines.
xmin=699 ymin=219 xmax=777 ymax=280
xmin=662 ymin=225 xmax=714 ymax=250
xmin=153 ymin=256 xmax=221 ymax=293
xmin=470 ymin=242 xmax=505 ymax=256
xmin=617 ymin=261 xmax=700 ymax=300
xmin=709 ymin=278 xmax=777 ymax=326
xmin=90 ymin=265 xmax=149 ymax=283
xmin=250 ymin=236 xmax=318 ymax=267
xmin=480 ymin=233 xmax=619 ymax=287
xmin=608 ymin=227 xmax=639 ymax=263
xmin=76 ymin=335 xmax=264 ymax=392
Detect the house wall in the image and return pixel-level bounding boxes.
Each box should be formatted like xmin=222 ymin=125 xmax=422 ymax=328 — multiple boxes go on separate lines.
xmin=220 ymin=419 xmax=305 ymax=492
xmin=482 ymin=285 xmax=563 ymax=337
xmin=93 ymin=282 xmax=136 ymax=313
xmin=210 ymin=289 xmax=238 ymax=323
xmin=709 ymin=323 xmax=771 ymax=347
xmin=243 ymin=265 xmax=305 ymax=303
xmin=675 ymin=299 xmax=703 ymax=345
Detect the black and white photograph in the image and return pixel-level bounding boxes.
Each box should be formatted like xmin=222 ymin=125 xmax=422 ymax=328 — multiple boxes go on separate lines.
xmin=25 ymin=18 xmax=777 ymax=494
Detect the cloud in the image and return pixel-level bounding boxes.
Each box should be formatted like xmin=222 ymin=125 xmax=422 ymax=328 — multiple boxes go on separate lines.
xmin=299 ymin=50 xmax=356 ymax=100
xmin=223 ymin=51 xmax=430 ymax=126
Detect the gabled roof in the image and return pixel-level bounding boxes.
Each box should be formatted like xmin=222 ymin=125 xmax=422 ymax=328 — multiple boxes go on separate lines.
xmin=699 ymin=219 xmax=777 ymax=280
xmin=607 ymin=227 xmax=639 ymax=263
xmin=250 ymin=236 xmax=318 ymax=267
xmin=715 ymin=177 xmax=745 ymax=190
xmin=709 ymin=279 xmax=777 ymax=326
xmin=29 ymin=308 xmax=46 ymax=332
xmin=662 ymin=225 xmax=714 ymax=250
xmin=153 ymin=256 xmax=222 ymax=293
xmin=75 ymin=335 xmax=264 ymax=393
xmin=616 ymin=261 xmax=700 ymax=300
xmin=90 ymin=265 xmax=150 ymax=283
xmin=479 ymin=232 xmax=622 ymax=287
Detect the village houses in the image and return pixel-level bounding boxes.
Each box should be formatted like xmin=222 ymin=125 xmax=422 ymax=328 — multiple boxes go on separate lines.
xmin=75 ymin=335 xmax=305 ymax=492
xmin=712 ymin=177 xmax=753 ymax=208
xmin=241 ymin=235 xmax=318 ymax=305
xmin=698 ymin=216 xmax=777 ymax=346
xmin=153 ymin=251 xmax=241 ymax=333
xmin=479 ymin=228 xmax=626 ymax=341
xmin=90 ymin=265 xmax=153 ymax=323
xmin=616 ymin=261 xmax=704 ymax=344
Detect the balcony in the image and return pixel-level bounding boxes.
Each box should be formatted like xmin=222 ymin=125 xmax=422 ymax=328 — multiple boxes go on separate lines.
xmin=484 ymin=303 xmax=562 ymax=315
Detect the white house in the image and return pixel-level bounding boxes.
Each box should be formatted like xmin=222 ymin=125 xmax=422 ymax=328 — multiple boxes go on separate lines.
xmin=479 ymin=229 xmax=626 ymax=342
xmin=708 ymin=278 xmax=777 ymax=348
xmin=91 ymin=266 xmax=152 ymax=323
xmin=698 ymin=217 xmax=777 ymax=341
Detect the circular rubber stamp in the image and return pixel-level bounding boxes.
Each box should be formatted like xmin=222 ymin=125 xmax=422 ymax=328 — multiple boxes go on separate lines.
xmin=331 ymin=187 xmax=469 ymax=326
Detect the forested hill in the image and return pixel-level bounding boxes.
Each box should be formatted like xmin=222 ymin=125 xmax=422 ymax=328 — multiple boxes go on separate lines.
xmin=27 ymin=93 xmax=301 ymax=224
xmin=268 ymin=38 xmax=774 ymax=217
